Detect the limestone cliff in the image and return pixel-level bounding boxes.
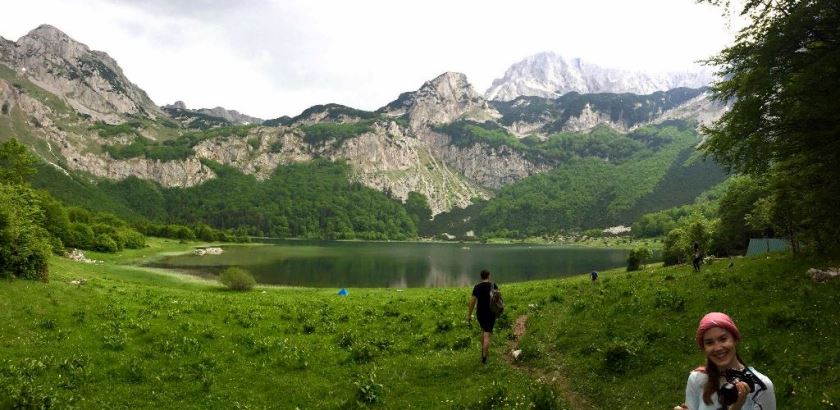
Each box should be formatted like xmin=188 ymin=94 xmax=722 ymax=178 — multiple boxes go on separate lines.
xmin=380 ymin=72 xmax=500 ymax=131
xmin=0 ymin=25 xmax=164 ymax=124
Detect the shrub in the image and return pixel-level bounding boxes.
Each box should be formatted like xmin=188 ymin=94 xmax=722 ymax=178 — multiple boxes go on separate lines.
xmin=626 ymin=252 xmax=642 ymax=272
xmin=626 ymin=246 xmax=652 ymax=271
xmin=604 ymin=340 xmax=637 ymax=374
xmin=354 ymin=372 xmax=384 ymax=405
xmin=653 ymin=290 xmax=686 ymax=312
xmin=218 ymin=267 xmax=256 ymax=291
xmin=529 ymin=383 xmax=562 ymax=409
xmin=117 ymin=228 xmax=146 ymax=249
xmin=94 ymin=233 xmax=119 ymax=252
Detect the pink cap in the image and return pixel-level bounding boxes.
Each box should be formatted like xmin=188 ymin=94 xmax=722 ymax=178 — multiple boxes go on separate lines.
xmin=696 ymin=312 xmax=741 ymax=348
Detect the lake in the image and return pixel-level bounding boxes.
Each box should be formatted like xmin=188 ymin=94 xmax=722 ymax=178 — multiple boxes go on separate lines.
xmin=149 ymin=240 xmax=634 ymax=288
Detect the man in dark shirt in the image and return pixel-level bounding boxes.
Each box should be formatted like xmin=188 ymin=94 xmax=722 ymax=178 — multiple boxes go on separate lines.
xmin=466 ymin=269 xmax=498 ymax=364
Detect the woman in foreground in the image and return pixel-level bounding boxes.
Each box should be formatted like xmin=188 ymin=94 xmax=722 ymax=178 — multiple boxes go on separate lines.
xmin=681 ymin=312 xmax=776 ymax=410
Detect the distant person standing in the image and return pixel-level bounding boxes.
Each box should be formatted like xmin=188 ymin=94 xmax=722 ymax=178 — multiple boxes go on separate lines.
xmin=467 ymin=269 xmax=498 ymax=364
xmin=693 ymin=242 xmax=702 ymax=272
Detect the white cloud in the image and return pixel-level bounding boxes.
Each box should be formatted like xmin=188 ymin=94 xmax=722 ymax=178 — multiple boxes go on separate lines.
xmin=1 ymin=0 xmax=741 ymax=119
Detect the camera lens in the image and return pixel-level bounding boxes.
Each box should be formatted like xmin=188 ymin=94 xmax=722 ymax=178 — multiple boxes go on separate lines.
xmin=719 ymin=382 xmax=739 ymax=405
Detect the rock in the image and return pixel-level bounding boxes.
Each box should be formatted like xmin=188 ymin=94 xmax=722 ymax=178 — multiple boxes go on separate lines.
xmin=808 ymin=268 xmax=839 ymax=283
xmin=194 ymin=247 xmax=223 ymax=256
xmin=603 ymin=225 xmax=632 ymax=235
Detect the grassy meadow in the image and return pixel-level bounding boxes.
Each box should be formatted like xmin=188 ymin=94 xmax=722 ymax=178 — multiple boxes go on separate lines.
xmin=1 ymin=239 xmax=838 ymax=409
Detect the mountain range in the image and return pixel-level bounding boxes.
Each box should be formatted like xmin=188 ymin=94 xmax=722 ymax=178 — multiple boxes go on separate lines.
xmin=0 ymin=25 xmax=728 ymax=235
xmin=485 ymin=52 xmax=714 ymax=101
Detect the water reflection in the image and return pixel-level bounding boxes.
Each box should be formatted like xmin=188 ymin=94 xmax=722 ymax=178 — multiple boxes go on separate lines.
xmin=149 ymin=240 xmax=638 ymax=288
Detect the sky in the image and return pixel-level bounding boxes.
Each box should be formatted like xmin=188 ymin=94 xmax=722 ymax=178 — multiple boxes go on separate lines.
xmin=1 ymin=0 xmax=743 ymax=120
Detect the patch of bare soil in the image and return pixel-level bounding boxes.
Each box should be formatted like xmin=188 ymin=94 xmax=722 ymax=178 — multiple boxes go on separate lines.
xmin=506 ymin=314 xmax=592 ymax=410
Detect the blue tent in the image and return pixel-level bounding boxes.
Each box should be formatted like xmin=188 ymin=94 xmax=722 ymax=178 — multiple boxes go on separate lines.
xmin=337 ymin=288 xmax=349 ymax=296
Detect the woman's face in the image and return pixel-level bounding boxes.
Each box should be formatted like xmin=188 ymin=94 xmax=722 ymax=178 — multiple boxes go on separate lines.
xmin=702 ymin=326 xmax=739 ymax=369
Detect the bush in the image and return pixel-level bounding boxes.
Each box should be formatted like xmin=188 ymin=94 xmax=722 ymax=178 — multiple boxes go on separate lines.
xmin=218 ymin=267 xmax=256 ymax=291
xmin=604 ymin=341 xmax=636 ymax=374
xmin=626 ymin=252 xmax=642 ymax=272
xmin=354 ymin=372 xmax=384 ymax=405
xmin=94 ymin=233 xmax=119 ymax=253
xmin=626 ymin=246 xmax=652 ymax=271
xmin=117 ymin=229 xmax=146 ymax=249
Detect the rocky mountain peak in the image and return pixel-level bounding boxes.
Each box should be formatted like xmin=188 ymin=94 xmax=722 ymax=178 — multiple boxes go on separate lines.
xmin=163 ymin=100 xmax=263 ymax=125
xmin=420 ymin=72 xmax=477 ymax=99
xmin=0 ymin=24 xmax=163 ymax=124
xmin=379 ymin=72 xmax=498 ymax=130
xmin=16 ymin=25 xmax=86 ymax=58
xmin=166 ymin=100 xmax=188 ymax=110
xmin=485 ymin=52 xmax=714 ymax=101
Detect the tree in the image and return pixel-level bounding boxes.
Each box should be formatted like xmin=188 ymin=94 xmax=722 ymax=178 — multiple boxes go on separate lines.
xmin=0 ymin=184 xmax=51 ymax=281
xmin=0 ymin=138 xmax=36 ymax=184
xmin=701 ymin=0 xmax=840 ymax=253
xmin=712 ymin=176 xmax=768 ymax=255
xmin=404 ymin=192 xmax=432 ymax=236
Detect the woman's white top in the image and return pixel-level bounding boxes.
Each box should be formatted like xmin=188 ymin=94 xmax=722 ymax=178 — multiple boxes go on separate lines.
xmin=684 ymin=367 xmax=776 ymax=410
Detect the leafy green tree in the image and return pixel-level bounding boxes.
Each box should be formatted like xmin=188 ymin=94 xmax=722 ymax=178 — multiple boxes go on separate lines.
xmin=701 ymin=0 xmax=840 ymax=253
xmin=685 ymin=215 xmax=713 ymax=260
xmin=662 ymin=228 xmax=687 ymax=266
xmin=404 ymin=192 xmax=432 ymax=235
xmin=33 ymin=190 xmax=71 ymax=252
xmin=711 ymin=176 xmax=768 ymax=255
xmin=0 ymin=138 xmax=36 ymax=184
xmin=0 ymin=184 xmax=51 ymax=281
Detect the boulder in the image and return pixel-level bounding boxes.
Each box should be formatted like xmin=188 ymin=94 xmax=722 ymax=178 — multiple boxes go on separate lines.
xmin=807 ymin=267 xmax=840 ymax=283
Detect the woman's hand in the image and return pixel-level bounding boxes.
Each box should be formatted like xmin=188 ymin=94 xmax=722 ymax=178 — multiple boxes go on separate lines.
xmin=728 ymin=381 xmax=750 ymax=410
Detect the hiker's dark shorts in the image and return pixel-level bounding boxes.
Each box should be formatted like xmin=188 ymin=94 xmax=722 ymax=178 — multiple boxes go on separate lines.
xmin=477 ymin=313 xmax=496 ymax=333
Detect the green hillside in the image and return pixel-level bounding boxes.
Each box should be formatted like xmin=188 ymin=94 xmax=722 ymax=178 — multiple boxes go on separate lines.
xmin=1 ymin=241 xmax=836 ymax=408
xmin=474 ymin=121 xmax=726 ymax=236
xmin=28 ymin=163 xmax=144 ymax=221
xmin=491 ymin=87 xmax=708 ymax=133
xmin=34 ymin=160 xmax=415 ymax=240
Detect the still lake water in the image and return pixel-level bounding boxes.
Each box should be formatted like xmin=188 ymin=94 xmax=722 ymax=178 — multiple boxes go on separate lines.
xmin=150 ymin=240 xmax=633 ymax=288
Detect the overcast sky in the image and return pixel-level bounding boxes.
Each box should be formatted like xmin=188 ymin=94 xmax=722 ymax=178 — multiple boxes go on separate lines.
xmin=2 ymin=0 xmax=741 ymax=119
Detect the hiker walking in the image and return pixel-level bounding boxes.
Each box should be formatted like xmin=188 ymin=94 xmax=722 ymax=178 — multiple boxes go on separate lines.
xmin=466 ymin=269 xmax=501 ymax=364
xmin=692 ymin=242 xmax=702 ymax=272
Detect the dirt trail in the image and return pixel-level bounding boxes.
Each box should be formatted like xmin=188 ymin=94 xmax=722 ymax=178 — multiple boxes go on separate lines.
xmin=506 ymin=314 xmax=591 ymax=410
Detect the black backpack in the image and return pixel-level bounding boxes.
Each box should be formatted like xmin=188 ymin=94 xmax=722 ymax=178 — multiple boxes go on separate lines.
xmin=489 ymin=283 xmax=504 ymax=316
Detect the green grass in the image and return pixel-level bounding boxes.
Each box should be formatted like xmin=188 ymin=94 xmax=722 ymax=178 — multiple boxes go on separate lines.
xmin=517 ymin=253 xmax=840 ymax=409
xmin=1 ymin=239 xmax=837 ymax=408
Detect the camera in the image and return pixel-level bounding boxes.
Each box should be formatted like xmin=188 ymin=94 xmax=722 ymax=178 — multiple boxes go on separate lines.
xmin=718 ymin=368 xmax=766 ymax=406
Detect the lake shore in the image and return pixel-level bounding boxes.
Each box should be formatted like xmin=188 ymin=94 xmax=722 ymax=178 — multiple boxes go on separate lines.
xmin=144 ymin=238 xmax=635 ymax=288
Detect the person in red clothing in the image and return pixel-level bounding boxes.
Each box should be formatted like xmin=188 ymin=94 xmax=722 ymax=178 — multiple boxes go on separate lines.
xmin=466 ymin=269 xmax=498 ymax=364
